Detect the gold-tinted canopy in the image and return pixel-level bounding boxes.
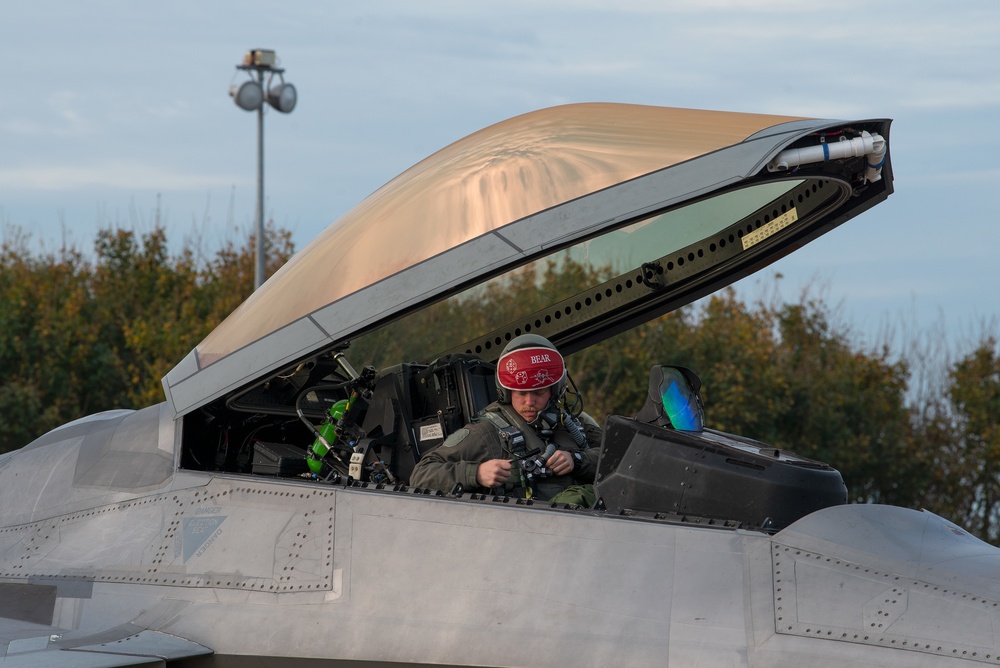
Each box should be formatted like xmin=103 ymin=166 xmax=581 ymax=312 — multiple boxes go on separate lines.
xmin=195 ymin=103 xmax=802 ymax=368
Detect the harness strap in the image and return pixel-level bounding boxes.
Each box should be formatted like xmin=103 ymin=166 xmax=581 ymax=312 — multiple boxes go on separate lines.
xmin=477 ymin=410 xmax=536 ymax=497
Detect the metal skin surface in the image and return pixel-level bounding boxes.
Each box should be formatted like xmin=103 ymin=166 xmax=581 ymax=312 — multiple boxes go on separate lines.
xmin=7 ymin=103 xmax=994 ymax=666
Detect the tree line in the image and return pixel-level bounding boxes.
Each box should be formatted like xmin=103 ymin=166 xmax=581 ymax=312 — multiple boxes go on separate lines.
xmin=0 ymin=223 xmax=293 ymax=450
xmin=3 ymin=225 xmax=1000 ymax=543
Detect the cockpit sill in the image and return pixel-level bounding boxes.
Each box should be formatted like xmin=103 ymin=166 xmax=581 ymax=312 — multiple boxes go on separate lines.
xmin=179 ymin=448 xmax=816 ymax=537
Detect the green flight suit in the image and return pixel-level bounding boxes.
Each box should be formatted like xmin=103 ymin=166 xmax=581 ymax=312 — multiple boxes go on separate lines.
xmin=409 ymin=401 xmax=602 ymax=501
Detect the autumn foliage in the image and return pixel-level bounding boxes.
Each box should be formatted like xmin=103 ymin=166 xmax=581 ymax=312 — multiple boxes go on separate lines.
xmin=0 ymin=223 xmax=293 ymax=449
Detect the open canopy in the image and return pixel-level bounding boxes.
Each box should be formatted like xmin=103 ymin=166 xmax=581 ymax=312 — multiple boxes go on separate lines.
xmin=163 ymin=103 xmax=891 ymax=417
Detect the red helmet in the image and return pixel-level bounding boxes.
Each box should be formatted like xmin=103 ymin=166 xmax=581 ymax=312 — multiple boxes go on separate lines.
xmin=495 ymin=334 xmax=566 ymax=403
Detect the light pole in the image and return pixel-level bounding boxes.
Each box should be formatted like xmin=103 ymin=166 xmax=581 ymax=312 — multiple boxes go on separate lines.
xmin=229 ymin=49 xmax=297 ymax=289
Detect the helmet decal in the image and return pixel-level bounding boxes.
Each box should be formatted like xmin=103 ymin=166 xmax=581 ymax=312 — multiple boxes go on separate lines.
xmin=497 ymin=346 xmax=565 ymax=391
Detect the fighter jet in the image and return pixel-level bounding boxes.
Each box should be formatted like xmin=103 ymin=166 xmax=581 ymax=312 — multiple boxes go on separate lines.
xmin=3 ymin=103 xmax=996 ymax=667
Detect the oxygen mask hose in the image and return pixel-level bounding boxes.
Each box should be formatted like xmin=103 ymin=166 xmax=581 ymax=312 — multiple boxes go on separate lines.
xmin=531 ymin=405 xmax=560 ymax=463
xmin=559 ymin=408 xmax=588 ymax=448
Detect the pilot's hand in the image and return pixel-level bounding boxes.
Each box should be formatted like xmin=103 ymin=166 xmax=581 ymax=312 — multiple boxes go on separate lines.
xmin=477 ymin=459 xmax=512 ymax=487
xmin=546 ymin=450 xmax=575 ymax=476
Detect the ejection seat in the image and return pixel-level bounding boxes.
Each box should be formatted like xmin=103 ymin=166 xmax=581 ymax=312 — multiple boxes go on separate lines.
xmin=359 ymin=354 xmax=497 ymax=484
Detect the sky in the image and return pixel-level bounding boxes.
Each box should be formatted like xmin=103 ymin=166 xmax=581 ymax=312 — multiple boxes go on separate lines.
xmin=3 ymin=1 xmax=999 ymax=357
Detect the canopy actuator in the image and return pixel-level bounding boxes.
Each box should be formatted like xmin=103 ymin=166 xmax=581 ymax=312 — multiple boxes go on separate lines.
xmin=767 ymin=130 xmax=886 ymax=183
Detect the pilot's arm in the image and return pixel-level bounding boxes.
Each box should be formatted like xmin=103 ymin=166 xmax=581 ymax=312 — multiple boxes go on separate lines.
xmin=409 ymin=423 xmax=500 ymax=492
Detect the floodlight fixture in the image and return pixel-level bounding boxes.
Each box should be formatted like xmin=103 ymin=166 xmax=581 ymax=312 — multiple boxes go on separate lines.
xmin=231 ymin=49 xmax=295 ymax=114
xmin=229 ymin=49 xmax=297 ymax=289
xmin=268 ymin=80 xmax=297 ymax=114
xmin=230 ymin=80 xmax=264 ymax=111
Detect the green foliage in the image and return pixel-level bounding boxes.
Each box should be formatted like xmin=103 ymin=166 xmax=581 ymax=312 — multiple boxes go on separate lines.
xmin=771 ymin=301 xmax=918 ymax=506
xmin=0 ymin=222 xmax=294 ymax=453
xmin=934 ymin=340 xmax=1000 ymax=541
xmin=0 ymin=231 xmax=97 ymax=441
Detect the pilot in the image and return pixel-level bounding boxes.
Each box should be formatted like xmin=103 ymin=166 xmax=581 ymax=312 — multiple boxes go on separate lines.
xmin=410 ymin=334 xmax=602 ymax=505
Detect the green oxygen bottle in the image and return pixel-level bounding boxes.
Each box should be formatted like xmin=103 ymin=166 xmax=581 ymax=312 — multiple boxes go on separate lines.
xmin=306 ymin=399 xmax=349 ymax=474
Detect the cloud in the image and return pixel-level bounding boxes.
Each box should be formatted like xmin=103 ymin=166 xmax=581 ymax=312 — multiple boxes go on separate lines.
xmin=0 ymin=162 xmax=238 ymax=191
xmin=1 ymin=90 xmax=93 ymax=138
